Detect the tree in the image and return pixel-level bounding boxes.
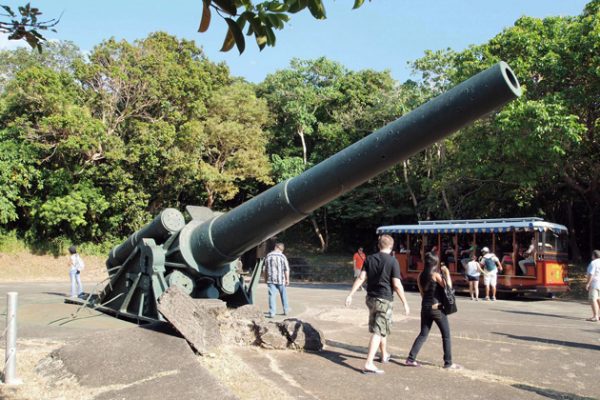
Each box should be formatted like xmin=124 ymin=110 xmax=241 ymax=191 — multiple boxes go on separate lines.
xmin=408 ymin=1 xmax=599 ymax=257
xmin=2 ymin=1 xmax=370 ymax=54
xmin=0 ymin=3 xmax=59 ymax=52
xmin=196 ymin=81 xmax=272 ymax=208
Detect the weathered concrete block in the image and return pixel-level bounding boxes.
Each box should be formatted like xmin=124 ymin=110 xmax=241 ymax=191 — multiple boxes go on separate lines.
xmin=279 ymin=318 xmax=325 ymax=352
xmin=256 ymin=322 xmax=289 ymax=350
xmin=157 ymin=286 xmax=223 ymax=355
xmin=229 ymin=304 xmax=265 ymax=323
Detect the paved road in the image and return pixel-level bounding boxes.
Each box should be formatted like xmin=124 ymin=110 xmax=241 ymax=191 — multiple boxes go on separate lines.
xmin=1 ymin=281 xmax=599 ymax=399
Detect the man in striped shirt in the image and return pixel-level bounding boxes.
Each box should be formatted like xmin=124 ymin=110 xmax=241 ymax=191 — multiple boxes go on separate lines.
xmin=264 ymin=242 xmax=290 ymax=318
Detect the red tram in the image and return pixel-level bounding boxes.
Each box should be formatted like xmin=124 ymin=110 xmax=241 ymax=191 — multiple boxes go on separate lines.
xmin=376 ymin=218 xmax=569 ymax=297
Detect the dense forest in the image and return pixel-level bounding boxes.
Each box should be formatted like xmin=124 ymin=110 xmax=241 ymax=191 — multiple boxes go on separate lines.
xmin=0 ymin=1 xmax=598 ymax=260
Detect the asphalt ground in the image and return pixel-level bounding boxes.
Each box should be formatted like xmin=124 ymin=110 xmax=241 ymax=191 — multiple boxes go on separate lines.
xmin=0 ymin=281 xmax=599 ymax=400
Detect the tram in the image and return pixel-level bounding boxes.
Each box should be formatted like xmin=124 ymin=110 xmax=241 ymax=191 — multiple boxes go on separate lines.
xmin=376 ymin=217 xmax=569 ymax=297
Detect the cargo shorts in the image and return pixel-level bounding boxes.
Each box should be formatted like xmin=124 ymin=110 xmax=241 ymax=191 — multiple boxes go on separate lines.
xmin=366 ymin=296 xmax=393 ymax=337
xmin=589 ymin=287 xmax=600 ymax=301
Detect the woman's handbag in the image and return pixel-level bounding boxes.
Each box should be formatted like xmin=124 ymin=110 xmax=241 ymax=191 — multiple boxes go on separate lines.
xmin=440 ymin=275 xmax=458 ymax=315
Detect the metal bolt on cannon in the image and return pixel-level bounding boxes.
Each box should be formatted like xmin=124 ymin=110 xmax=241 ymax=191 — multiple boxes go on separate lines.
xmin=96 ymin=62 xmax=522 ymax=322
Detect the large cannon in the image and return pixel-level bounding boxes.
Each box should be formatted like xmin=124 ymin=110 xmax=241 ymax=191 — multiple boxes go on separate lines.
xmin=97 ymin=62 xmax=521 ymax=322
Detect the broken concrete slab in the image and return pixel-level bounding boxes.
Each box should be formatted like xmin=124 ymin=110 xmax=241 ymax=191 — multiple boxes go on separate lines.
xmin=279 ymin=318 xmax=325 ymax=351
xmin=256 ymin=322 xmax=289 ymax=350
xmin=157 ymin=286 xmax=223 ymax=355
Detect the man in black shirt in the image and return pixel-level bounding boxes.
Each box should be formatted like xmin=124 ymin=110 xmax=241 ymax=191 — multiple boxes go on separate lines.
xmin=345 ymin=235 xmax=410 ymax=374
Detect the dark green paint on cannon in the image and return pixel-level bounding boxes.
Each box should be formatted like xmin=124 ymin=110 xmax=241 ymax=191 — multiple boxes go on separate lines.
xmin=97 ymin=62 xmax=521 ymax=322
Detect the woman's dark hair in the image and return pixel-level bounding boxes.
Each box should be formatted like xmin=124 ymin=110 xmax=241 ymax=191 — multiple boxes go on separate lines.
xmin=68 ymin=245 xmax=77 ymax=255
xmin=419 ymin=252 xmax=440 ymax=289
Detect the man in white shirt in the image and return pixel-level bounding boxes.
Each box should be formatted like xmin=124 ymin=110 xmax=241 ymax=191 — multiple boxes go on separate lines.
xmin=480 ymin=247 xmax=502 ymax=301
xmin=585 ymin=250 xmax=600 ymax=322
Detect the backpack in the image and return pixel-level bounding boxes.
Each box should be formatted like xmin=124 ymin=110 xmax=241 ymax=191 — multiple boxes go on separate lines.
xmin=484 ymin=256 xmax=496 ymax=271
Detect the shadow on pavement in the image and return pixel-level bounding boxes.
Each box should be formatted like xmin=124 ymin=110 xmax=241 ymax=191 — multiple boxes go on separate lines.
xmin=498 ymin=309 xmax=584 ymax=321
xmin=43 ymin=291 xmax=68 ymax=297
xmin=513 ymin=383 xmax=597 ymax=400
xmin=289 ymin=282 xmax=350 ymax=291
xmin=492 ymin=332 xmax=600 ymax=351
xmin=318 ymin=339 xmax=367 ymax=373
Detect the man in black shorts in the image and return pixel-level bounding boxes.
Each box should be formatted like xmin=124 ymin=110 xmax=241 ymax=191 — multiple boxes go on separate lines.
xmin=345 ymin=234 xmax=410 ymax=374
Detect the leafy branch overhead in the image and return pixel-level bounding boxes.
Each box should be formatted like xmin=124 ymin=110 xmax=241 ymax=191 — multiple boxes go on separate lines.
xmin=201 ymin=0 xmax=370 ymax=54
xmin=0 ymin=3 xmax=60 ymax=53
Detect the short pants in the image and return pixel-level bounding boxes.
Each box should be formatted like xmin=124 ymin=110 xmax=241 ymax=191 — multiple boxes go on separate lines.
xmin=366 ymin=296 xmax=393 ymax=337
xmin=589 ymin=287 xmax=600 ymax=301
xmin=467 ymin=274 xmax=480 ymax=282
xmin=483 ymin=270 xmax=498 ymax=287
xmin=354 ymin=268 xmax=362 ymax=279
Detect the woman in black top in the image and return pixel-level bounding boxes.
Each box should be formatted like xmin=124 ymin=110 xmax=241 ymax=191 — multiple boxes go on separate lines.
xmin=405 ymin=253 xmax=460 ymax=369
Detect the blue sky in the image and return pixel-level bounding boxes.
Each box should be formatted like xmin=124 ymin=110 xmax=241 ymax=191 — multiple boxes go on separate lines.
xmin=3 ymin=0 xmax=591 ymax=83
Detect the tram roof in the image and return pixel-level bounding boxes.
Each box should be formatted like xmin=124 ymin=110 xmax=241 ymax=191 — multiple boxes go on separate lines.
xmin=376 ymin=218 xmax=568 ymax=235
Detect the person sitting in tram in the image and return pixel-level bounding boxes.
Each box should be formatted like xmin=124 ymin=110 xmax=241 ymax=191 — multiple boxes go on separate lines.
xmin=518 ymin=238 xmax=535 ymax=276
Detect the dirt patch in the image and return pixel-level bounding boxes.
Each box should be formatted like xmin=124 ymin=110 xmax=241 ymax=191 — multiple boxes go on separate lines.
xmin=0 ymin=252 xmax=108 ymax=282
xmin=198 ymin=346 xmax=293 ymax=400
xmin=0 ymin=338 xmax=89 ymax=400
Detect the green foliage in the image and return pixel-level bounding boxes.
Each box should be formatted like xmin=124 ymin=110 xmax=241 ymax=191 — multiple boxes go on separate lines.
xmin=0 ymin=2 xmax=598 ymax=257
xmin=0 ymin=3 xmax=59 ymax=52
xmin=199 ymin=0 xmax=371 ymax=54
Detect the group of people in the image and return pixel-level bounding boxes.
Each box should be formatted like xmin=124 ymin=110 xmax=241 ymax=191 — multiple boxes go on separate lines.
xmin=464 ymin=246 xmax=503 ymax=301
xmin=347 ymin=235 xmax=460 ymax=374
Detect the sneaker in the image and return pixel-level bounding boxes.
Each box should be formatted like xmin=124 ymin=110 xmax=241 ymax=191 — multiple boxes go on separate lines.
xmin=443 ymin=363 xmax=462 ymax=370
xmin=475 ymin=298 xmax=479 ymax=301
xmin=362 ymin=367 xmax=385 ymax=375
xmin=484 ymin=297 xmax=490 ymax=301
xmin=491 ymin=297 xmax=496 ymax=301
xmin=405 ymin=359 xmax=420 ymax=367
xmin=379 ymin=354 xmax=392 ymax=363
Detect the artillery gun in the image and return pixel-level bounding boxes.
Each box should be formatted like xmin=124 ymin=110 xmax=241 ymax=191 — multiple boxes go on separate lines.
xmin=97 ymin=62 xmax=522 ymax=322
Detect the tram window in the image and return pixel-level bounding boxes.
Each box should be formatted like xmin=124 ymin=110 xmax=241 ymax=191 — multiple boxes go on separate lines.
xmin=543 ymin=231 xmax=567 ymax=253
xmin=479 ymin=233 xmax=494 ymax=254
xmin=409 ymin=235 xmax=421 ymax=269
xmin=518 ymin=234 xmax=535 ymax=259
xmin=440 ymin=234 xmax=456 ymax=265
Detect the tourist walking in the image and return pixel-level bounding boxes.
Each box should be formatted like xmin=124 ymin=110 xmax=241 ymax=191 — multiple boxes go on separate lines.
xmin=68 ymin=245 xmax=85 ymax=299
xmin=585 ymin=249 xmax=600 ymax=322
xmin=405 ymin=252 xmax=460 ymax=369
xmin=345 ymin=235 xmax=410 ymax=374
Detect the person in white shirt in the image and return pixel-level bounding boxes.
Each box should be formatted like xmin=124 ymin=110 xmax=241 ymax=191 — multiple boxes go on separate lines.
xmin=518 ymin=238 xmax=535 ymax=275
xmin=68 ymin=245 xmax=85 ymax=298
xmin=585 ymin=250 xmax=600 ymax=322
xmin=479 ymin=247 xmax=502 ymax=301
xmin=466 ymin=254 xmax=484 ymax=300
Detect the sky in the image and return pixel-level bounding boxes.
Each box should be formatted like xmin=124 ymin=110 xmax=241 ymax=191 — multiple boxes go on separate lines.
xmin=2 ymin=0 xmax=591 ymax=83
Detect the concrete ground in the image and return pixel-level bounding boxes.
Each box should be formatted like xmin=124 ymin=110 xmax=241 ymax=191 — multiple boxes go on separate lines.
xmin=1 ymin=281 xmax=599 ymax=400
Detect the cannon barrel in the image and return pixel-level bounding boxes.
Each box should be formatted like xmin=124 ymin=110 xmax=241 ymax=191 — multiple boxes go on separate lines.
xmin=184 ymin=61 xmax=521 ymax=269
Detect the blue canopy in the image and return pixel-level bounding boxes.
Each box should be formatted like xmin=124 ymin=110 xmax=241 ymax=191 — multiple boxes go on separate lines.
xmin=376 ymin=218 xmax=567 ymax=235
